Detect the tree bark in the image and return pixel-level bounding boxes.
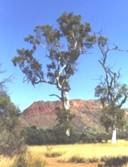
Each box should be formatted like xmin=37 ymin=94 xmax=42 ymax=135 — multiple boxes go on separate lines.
xmin=63 ymin=91 xmax=70 ymax=110
xmin=61 ymin=90 xmax=70 ymax=110
xmin=111 ymin=128 xmax=117 ymax=144
xmin=61 ymin=90 xmax=71 ymax=136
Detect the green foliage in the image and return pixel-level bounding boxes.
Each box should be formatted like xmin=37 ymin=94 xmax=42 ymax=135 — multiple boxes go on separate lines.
xmin=56 ymin=108 xmax=73 ymax=125
xmin=45 ymin=152 xmax=62 ymax=158
xmin=0 ymin=90 xmax=25 ymax=156
xmin=100 ymin=156 xmax=128 ymax=167
xmin=55 ymin=107 xmax=74 ymax=135
xmin=24 ymin=126 xmax=46 ymax=145
xmin=24 ymin=126 xmax=109 ymax=145
xmin=100 ymin=106 xmax=126 ymax=132
xmin=13 ymin=12 xmax=94 ymax=84
xmin=80 ymin=128 xmax=110 ymax=143
xmin=67 ymin=156 xmax=86 ymax=163
xmin=24 ymin=127 xmax=59 ymax=145
xmin=66 ymin=156 xmax=99 ymax=164
xmin=12 ymin=12 xmax=96 ymax=105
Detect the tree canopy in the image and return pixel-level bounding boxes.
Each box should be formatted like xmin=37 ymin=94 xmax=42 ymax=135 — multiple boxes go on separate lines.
xmin=12 ymin=12 xmax=96 ymax=110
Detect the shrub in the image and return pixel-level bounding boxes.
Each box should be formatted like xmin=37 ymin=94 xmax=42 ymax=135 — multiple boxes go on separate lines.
xmin=67 ymin=156 xmax=86 ymax=163
xmin=100 ymin=156 xmax=128 ymax=167
xmin=0 ymin=90 xmax=26 ymax=156
xmin=24 ymin=126 xmax=110 ymax=145
xmin=12 ymin=153 xmax=27 ymax=167
xmin=80 ymin=129 xmax=110 ymax=143
xmin=24 ymin=127 xmax=45 ymax=145
xmin=44 ymin=152 xmax=62 ymax=158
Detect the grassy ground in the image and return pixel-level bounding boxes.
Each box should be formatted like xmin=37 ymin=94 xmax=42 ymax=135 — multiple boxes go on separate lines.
xmin=1 ymin=140 xmax=128 ymax=167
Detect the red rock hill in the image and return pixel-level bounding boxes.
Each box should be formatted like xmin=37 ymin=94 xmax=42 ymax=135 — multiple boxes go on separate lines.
xmin=21 ymin=99 xmax=103 ymax=131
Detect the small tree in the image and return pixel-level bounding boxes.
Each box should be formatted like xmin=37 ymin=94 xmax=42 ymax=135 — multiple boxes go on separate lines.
xmin=95 ymin=36 xmax=128 ymax=143
xmin=0 ymin=89 xmax=25 ymax=156
xmin=12 ymin=12 xmax=96 ymax=135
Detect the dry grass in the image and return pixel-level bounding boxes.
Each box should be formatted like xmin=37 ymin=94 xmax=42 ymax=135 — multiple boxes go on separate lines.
xmin=1 ymin=140 xmax=128 ymax=167
xmin=0 ymin=156 xmax=15 ymax=167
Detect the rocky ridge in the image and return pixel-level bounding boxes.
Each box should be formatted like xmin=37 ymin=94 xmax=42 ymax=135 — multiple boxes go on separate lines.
xmin=21 ymin=99 xmax=103 ymax=131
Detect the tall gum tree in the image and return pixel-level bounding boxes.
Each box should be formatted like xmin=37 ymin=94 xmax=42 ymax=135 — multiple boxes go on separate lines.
xmin=95 ymin=36 xmax=128 ymax=143
xmin=12 ymin=13 xmax=96 ymax=135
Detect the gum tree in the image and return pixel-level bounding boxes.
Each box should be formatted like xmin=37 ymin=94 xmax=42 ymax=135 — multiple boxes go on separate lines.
xmin=95 ymin=36 xmax=128 ymax=143
xmin=12 ymin=13 xmax=95 ymax=135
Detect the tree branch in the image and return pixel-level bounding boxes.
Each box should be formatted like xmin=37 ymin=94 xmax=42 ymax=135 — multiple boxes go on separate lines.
xmin=49 ymin=94 xmax=62 ymax=100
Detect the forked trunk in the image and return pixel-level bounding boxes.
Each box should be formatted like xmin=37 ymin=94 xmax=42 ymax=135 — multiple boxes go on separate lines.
xmin=111 ymin=128 xmax=117 ymax=144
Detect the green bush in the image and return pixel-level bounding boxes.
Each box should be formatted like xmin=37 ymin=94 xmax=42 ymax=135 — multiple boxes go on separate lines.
xmin=67 ymin=156 xmax=86 ymax=163
xmin=80 ymin=129 xmax=110 ymax=143
xmin=0 ymin=90 xmax=26 ymax=156
xmin=67 ymin=156 xmax=99 ymax=163
xmin=24 ymin=126 xmax=110 ymax=145
xmin=100 ymin=156 xmax=128 ymax=167
xmin=24 ymin=127 xmax=45 ymax=145
xmin=44 ymin=152 xmax=62 ymax=158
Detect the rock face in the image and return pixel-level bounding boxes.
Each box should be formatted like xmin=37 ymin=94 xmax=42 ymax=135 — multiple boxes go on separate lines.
xmin=21 ymin=99 xmax=103 ymax=130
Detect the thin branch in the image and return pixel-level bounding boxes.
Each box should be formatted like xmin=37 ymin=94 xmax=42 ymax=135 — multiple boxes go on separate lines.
xmin=49 ymin=94 xmax=62 ymax=100
xmin=35 ymin=79 xmax=56 ymax=85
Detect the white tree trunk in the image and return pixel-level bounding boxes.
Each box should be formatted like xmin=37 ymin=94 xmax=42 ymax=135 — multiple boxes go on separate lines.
xmin=63 ymin=91 xmax=70 ymax=110
xmin=56 ymin=64 xmax=71 ymax=136
xmin=63 ymin=91 xmax=71 ymax=136
xmin=111 ymin=128 xmax=117 ymax=144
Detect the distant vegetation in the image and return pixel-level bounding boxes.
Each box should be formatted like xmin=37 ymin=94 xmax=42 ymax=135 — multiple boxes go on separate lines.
xmin=23 ymin=125 xmax=128 ymax=145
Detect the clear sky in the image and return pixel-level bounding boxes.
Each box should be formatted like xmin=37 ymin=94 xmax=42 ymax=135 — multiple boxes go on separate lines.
xmin=1 ymin=0 xmax=128 ymax=111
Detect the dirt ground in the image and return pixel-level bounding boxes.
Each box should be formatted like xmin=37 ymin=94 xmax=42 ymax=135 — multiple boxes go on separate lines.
xmin=45 ymin=158 xmax=98 ymax=167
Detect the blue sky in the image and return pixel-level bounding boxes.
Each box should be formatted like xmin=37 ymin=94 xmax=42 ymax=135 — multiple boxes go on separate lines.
xmin=1 ymin=0 xmax=128 ymax=110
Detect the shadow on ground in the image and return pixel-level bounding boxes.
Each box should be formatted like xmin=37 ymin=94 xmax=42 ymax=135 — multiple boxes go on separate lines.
xmin=98 ymin=156 xmax=128 ymax=167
